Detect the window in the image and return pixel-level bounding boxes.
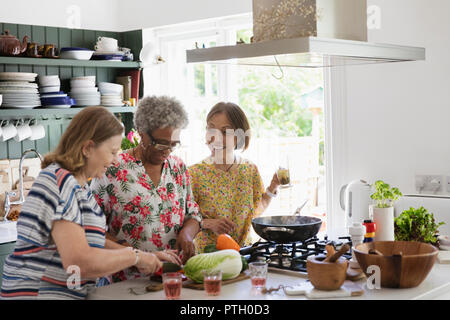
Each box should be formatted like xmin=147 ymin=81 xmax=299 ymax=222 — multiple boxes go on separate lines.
xmin=143 ymin=15 xmax=328 ymax=239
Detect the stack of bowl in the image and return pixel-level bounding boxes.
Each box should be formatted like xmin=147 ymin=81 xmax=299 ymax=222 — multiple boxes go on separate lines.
xmin=69 ymin=76 xmax=101 ymax=107
xmin=38 ymin=75 xmax=60 ymax=93
xmin=38 ymin=75 xmax=75 ymax=109
xmin=99 ymin=82 xmax=124 ymax=107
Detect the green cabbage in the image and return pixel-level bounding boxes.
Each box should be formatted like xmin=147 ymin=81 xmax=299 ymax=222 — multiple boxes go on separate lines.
xmin=184 ymin=249 xmax=243 ymax=283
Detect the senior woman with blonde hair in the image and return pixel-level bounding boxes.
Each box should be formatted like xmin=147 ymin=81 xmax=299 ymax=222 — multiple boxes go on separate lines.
xmin=91 ymin=96 xmax=202 ymax=283
xmin=1 ymin=106 xmax=163 ymax=300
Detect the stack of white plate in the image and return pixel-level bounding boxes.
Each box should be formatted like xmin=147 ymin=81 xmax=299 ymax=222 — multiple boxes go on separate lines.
xmin=0 ymin=72 xmax=40 ymax=109
xmin=38 ymin=75 xmax=61 ymax=94
xmin=69 ymin=76 xmax=100 ymax=106
xmin=98 ymin=82 xmax=124 ymax=107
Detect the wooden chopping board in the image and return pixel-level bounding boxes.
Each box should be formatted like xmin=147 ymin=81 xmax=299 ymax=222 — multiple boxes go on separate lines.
xmin=346 ymin=265 xmax=366 ymax=281
xmin=284 ymin=280 xmax=364 ymax=299
xmin=183 ymin=272 xmax=250 ymax=290
xmin=146 ymin=272 xmax=250 ymax=292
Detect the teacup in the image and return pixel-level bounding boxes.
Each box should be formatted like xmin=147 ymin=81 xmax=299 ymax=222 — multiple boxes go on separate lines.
xmin=29 ymin=121 xmax=46 ymax=141
xmin=14 ymin=121 xmax=32 ymax=142
xmin=96 ymin=37 xmax=118 ymax=52
xmin=1 ymin=122 xmax=17 ymax=142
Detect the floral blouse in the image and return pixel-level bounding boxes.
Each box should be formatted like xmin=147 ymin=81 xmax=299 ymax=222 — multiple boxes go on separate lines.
xmin=188 ymin=156 xmax=265 ymax=253
xmin=91 ymin=152 xmax=201 ymax=283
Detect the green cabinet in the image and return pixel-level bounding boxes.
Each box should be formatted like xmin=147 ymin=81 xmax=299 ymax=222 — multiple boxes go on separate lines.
xmin=0 ymin=241 xmax=16 ymax=289
xmin=0 ymin=22 xmax=143 ymax=160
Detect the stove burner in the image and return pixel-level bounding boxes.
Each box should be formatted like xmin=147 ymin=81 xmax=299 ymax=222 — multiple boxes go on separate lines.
xmin=240 ymin=235 xmax=352 ymax=273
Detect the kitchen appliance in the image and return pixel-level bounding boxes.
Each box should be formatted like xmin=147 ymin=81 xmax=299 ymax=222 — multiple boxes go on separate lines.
xmin=186 ymin=1 xmax=425 ymax=68
xmin=340 ymin=180 xmax=372 ymax=226
xmin=240 ymin=235 xmax=352 ymax=274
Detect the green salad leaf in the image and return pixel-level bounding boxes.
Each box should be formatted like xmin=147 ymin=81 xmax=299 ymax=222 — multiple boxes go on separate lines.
xmin=394 ymin=206 xmax=445 ymax=246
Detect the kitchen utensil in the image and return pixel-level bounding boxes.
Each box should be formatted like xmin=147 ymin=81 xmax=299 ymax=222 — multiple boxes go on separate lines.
xmin=252 ymin=215 xmax=322 ymax=243
xmin=183 ymin=272 xmax=250 ymax=290
xmin=70 ymin=79 xmax=96 ymax=88
xmin=307 ymin=254 xmax=348 ymax=291
xmin=346 ymin=265 xmax=365 ymax=281
xmin=353 ymin=241 xmax=438 ymax=288
xmin=40 ymin=86 xmax=60 ymax=93
xmin=284 ymin=280 xmax=364 ymax=298
xmin=60 ymin=49 xmax=94 ymax=60
xmin=38 ymin=75 xmax=60 ymax=87
xmin=325 ymin=244 xmax=335 ymax=259
xmin=14 ymin=121 xmax=31 ymax=142
xmin=340 ymin=179 xmax=372 ymax=226
xmin=324 ymin=243 xmax=350 ymax=263
xmin=28 ymin=122 xmax=45 ymax=141
xmin=1 ymin=122 xmax=17 ymax=142
xmin=0 ymin=72 xmax=37 ymax=82
xmin=25 ymin=42 xmax=40 ymax=58
xmin=98 ymin=82 xmax=123 ymax=95
xmin=0 ymin=30 xmax=28 ymax=56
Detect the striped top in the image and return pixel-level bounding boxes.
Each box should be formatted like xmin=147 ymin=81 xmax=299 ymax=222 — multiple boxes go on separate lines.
xmin=1 ymin=163 xmax=106 ymax=300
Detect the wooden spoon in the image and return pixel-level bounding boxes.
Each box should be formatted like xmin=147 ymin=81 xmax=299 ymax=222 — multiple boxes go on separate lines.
xmin=324 ymin=244 xmax=350 ymax=263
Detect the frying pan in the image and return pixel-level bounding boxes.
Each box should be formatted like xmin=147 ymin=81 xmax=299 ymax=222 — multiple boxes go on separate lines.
xmin=251 ymin=215 xmax=322 ymax=243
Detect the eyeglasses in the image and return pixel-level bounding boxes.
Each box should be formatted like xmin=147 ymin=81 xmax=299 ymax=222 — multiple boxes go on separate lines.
xmin=146 ymin=132 xmax=181 ymax=151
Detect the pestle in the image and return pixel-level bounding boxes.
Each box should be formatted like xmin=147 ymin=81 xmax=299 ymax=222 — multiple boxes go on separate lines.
xmin=324 ymin=244 xmax=350 ymax=263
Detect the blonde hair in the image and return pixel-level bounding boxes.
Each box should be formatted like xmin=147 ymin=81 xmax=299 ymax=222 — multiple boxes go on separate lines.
xmin=42 ymin=106 xmax=124 ymax=174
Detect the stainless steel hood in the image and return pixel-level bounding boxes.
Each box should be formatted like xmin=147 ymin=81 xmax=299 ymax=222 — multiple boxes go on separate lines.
xmin=186 ymin=36 xmax=426 ymax=68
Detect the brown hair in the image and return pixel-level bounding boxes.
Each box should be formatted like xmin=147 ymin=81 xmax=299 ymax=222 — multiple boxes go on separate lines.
xmin=42 ymin=106 xmax=124 ymax=174
xmin=207 ymin=102 xmax=251 ymax=151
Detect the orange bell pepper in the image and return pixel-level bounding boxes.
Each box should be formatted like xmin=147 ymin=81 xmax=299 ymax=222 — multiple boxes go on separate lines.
xmin=216 ymin=234 xmax=240 ymax=252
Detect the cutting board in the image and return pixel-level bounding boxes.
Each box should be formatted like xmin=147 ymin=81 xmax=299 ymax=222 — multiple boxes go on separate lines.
xmin=183 ymin=272 xmax=250 ymax=290
xmin=284 ymin=280 xmax=364 ymax=299
xmin=346 ymin=265 xmax=366 ymax=281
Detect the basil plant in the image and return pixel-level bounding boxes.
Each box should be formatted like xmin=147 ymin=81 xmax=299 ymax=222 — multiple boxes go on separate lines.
xmin=370 ymin=180 xmax=403 ymax=208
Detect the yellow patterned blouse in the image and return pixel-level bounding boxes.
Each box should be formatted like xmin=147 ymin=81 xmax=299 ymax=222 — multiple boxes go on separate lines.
xmin=188 ymin=156 xmax=265 ymax=253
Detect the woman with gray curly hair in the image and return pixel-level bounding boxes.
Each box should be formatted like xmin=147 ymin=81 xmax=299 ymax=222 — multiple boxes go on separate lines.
xmin=91 ymin=96 xmax=202 ymax=284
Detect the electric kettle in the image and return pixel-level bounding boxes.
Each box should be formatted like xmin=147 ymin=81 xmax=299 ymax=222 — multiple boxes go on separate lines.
xmin=340 ymin=180 xmax=373 ymax=227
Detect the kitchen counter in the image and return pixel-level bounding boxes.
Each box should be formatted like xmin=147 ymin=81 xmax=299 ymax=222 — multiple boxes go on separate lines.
xmin=88 ymin=262 xmax=450 ymax=300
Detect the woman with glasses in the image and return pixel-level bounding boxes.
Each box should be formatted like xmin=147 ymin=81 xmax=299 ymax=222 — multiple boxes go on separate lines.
xmin=188 ymin=102 xmax=281 ymax=253
xmin=91 ymin=96 xmax=202 ymax=283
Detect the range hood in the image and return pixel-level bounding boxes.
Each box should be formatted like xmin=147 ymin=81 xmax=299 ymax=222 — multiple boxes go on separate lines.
xmin=186 ymin=36 xmax=426 ymax=68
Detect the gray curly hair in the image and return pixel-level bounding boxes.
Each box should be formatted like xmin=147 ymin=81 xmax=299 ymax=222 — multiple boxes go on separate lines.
xmin=134 ymin=95 xmax=189 ymax=134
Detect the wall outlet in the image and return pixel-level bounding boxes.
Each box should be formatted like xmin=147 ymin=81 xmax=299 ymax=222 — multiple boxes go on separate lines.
xmin=446 ymin=176 xmax=450 ymax=193
xmin=415 ymin=175 xmax=443 ymax=193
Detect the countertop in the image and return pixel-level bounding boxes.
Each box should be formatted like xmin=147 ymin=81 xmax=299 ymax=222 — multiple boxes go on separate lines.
xmin=88 ymin=261 xmax=450 ymax=300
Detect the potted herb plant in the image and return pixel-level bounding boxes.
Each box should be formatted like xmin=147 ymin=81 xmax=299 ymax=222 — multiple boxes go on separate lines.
xmin=370 ymin=180 xmax=403 ymax=241
xmin=395 ymin=207 xmax=445 ymax=247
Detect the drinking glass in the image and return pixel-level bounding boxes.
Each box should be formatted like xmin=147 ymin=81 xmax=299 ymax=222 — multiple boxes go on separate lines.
xmin=249 ymin=261 xmax=268 ymax=288
xmin=162 ymin=272 xmax=182 ymax=300
xmin=203 ymin=270 xmax=222 ymax=296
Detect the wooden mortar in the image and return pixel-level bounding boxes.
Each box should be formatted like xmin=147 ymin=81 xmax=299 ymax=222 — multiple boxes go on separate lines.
xmin=307 ymin=255 xmax=349 ymax=291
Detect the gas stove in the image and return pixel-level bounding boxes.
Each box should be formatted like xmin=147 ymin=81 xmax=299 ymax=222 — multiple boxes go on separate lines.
xmin=240 ymin=235 xmax=353 ymax=274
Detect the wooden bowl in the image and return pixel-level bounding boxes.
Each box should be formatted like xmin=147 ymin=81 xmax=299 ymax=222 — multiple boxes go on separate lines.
xmin=306 ymin=256 xmax=348 ymax=291
xmin=354 ymin=241 xmax=438 ymax=288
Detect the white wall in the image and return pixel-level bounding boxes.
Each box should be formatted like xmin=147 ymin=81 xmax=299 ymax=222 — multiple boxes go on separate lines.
xmin=343 ymin=0 xmax=450 ymax=196
xmin=116 ymin=0 xmax=252 ymax=30
xmin=0 ymin=0 xmax=121 ymax=31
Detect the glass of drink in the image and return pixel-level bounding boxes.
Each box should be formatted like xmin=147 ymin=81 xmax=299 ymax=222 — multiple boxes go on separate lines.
xmin=277 ymin=167 xmax=291 ymax=188
xmin=249 ymin=261 xmax=268 ymax=289
xmin=162 ymin=272 xmax=182 ymax=300
xmin=203 ymin=270 xmax=222 ymax=296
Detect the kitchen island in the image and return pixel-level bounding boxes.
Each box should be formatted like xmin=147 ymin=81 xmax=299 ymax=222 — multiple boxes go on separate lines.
xmin=88 ymin=261 xmax=450 ymax=300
